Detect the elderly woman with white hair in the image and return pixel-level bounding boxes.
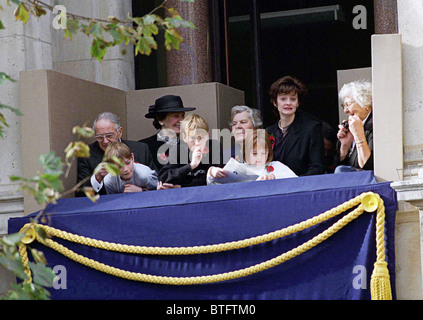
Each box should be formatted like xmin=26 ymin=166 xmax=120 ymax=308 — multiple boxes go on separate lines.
xmin=226 ymin=105 xmax=263 ymax=162
xmin=334 ymin=80 xmax=373 ymax=172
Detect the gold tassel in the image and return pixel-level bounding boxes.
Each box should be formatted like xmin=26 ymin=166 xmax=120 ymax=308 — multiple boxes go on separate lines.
xmin=370 ymin=261 xmax=392 ymax=300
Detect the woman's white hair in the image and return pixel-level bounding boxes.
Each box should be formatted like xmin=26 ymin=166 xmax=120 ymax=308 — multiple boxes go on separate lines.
xmin=339 ymin=80 xmax=372 ymax=108
xmin=230 ymin=105 xmax=263 ymax=128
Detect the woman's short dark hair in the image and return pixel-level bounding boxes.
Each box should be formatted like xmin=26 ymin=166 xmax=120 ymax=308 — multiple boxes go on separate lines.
xmin=269 ymin=75 xmax=307 ymax=105
xmin=152 ymin=113 xmax=168 ymax=130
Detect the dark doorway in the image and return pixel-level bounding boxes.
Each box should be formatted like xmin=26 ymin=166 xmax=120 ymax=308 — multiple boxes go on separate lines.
xmin=132 ymin=0 xmax=167 ymax=90
xmin=133 ymin=0 xmax=375 ymax=131
xmin=213 ymin=0 xmax=374 ymax=130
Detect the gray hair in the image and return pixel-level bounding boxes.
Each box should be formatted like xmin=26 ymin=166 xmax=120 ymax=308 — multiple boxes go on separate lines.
xmin=339 ymin=80 xmax=372 ymax=108
xmin=230 ymin=105 xmax=263 ymax=128
xmin=93 ymin=112 xmax=121 ymax=131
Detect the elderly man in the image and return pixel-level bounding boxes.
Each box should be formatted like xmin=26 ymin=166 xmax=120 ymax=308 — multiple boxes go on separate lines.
xmin=76 ymin=112 xmax=156 ymax=196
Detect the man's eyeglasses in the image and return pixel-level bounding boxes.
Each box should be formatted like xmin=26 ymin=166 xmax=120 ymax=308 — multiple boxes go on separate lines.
xmin=95 ymin=132 xmax=117 ymax=141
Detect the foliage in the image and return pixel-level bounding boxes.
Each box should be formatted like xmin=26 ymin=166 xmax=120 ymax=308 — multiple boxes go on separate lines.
xmin=0 ymin=0 xmax=194 ymax=299
xmin=0 ymin=0 xmax=195 ymax=136
xmin=0 ymin=231 xmax=55 ymax=300
xmin=10 ymin=0 xmax=195 ymax=61
xmin=0 ymin=124 xmax=100 ymax=299
xmin=0 ymin=73 xmax=22 ymax=138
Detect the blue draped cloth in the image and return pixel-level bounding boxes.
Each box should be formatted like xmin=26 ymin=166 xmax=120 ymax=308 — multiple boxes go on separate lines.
xmin=8 ymin=171 xmax=397 ymax=300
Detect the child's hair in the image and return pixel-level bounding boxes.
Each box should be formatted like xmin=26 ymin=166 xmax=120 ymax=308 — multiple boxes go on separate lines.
xmin=181 ymin=113 xmax=209 ymax=137
xmin=243 ymin=129 xmax=273 ymax=164
xmin=104 ymin=142 xmax=132 ymax=164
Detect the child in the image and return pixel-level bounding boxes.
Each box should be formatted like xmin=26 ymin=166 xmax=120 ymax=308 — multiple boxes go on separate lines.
xmin=243 ymin=129 xmax=297 ymax=180
xmin=207 ymin=129 xmax=297 ymax=184
xmin=158 ymin=114 xmax=225 ymax=187
xmin=103 ymin=142 xmax=158 ymax=194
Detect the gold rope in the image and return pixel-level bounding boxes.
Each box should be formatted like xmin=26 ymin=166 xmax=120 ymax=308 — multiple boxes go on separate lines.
xmin=370 ymin=194 xmax=392 ymax=300
xmin=22 ymin=192 xmax=366 ymax=256
xmin=18 ymin=243 xmax=32 ymax=283
xmin=18 ymin=192 xmax=392 ymax=299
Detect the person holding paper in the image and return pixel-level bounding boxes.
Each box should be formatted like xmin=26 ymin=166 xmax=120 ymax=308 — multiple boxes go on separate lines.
xmin=208 ymin=130 xmax=297 ymax=184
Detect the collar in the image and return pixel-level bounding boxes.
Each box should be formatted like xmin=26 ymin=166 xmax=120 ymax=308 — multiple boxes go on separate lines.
xmin=362 ymin=111 xmax=371 ymax=125
xmin=157 ymin=130 xmax=178 ymax=145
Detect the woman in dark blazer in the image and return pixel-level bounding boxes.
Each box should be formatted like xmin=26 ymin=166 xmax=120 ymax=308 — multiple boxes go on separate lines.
xmin=139 ymin=95 xmax=195 ymax=171
xmin=266 ymin=76 xmax=325 ymax=176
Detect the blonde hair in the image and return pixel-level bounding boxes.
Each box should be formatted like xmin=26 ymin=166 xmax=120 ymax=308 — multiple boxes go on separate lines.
xmin=104 ymin=142 xmax=132 ymax=164
xmin=181 ymin=113 xmax=209 ymax=137
xmin=243 ymin=129 xmax=273 ymax=164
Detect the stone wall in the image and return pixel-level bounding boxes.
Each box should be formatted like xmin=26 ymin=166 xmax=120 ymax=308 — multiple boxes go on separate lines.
xmin=0 ymin=0 xmax=135 ymax=235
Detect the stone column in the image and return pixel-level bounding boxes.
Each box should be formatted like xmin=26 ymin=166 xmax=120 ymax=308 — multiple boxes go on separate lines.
xmin=387 ymin=0 xmax=423 ymax=300
xmin=397 ymin=1 xmax=423 ymax=176
xmin=373 ymin=0 xmax=398 ymax=34
xmin=391 ymin=177 xmax=423 ymax=299
xmin=166 ymin=0 xmax=212 ymax=86
xmin=0 ymin=0 xmax=55 ymax=295
xmin=0 ymin=0 xmax=54 ymax=235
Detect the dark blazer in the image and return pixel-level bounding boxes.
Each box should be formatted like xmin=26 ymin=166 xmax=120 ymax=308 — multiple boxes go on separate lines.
xmin=334 ymin=112 xmax=373 ymax=170
xmin=139 ymin=134 xmax=167 ymax=171
xmin=266 ymin=111 xmax=325 ymax=176
xmin=76 ymin=139 xmax=156 ymax=196
xmin=158 ymin=140 xmax=224 ymax=187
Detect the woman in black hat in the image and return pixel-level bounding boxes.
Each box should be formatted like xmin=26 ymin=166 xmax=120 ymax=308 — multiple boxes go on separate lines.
xmin=138 ymin=95 xmax=196 ymax=171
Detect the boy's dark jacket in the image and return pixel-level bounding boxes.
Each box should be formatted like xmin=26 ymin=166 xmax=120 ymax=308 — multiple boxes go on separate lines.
xmin=159 ymin=140 xmax=224 ymax=187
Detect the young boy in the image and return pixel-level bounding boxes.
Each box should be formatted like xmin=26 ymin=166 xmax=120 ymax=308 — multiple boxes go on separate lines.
xmin=103 ymin=142 xmax=158 ymax=194
xmin=158 ymin=114 xmax=225 ymax=187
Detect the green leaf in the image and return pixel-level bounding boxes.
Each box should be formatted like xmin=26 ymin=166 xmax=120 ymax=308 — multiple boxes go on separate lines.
xmin=40 ymin=173 xmax=64 ymax=192
xmin=91 ymin=38 xmax=109 ymax=61
xmin=0 ymin=112 xmax=8 ymax=127
xmin=104 ymin=162 xmax=121 ymax=176
xmin=39 ymin=151 xmax=63 ymax=176
xmin=14 ymin=3 xmax=29 ymax=24
xmin=0 ymin=256 xmax=29 ymax=281
xmin=89 ymin=22 xmax=104 ymax=40
xmin=72 ymin=125 xmax=94 ymax=138
xmin=144 ymin=14 xmax=162 ymax=25
xmin=164 ymin=28 xmax=183 ymax=50
xmin=108 ymin=26 xmax=124 ymax=44
xmin=28 ymin=262 xmax=55 ymax=288
xmin=135 ymin=36 xmax=157 ymax=56
xmin=0 ymin=72 xmax=17 ymax=85
xmin=0 ymin=103 xmax=23 ymax=116
xmin=63 ymin=18 xmax=80 ymax=40
xmin=1 ymin=232 xmax=24 ymax=246
xmin=9 ymin=175 xmax=23 ymax=182
xmin=30 ymin=249 xmax=47 ymax=265
xmin=0 ymin=20 xmax=5 ymax=30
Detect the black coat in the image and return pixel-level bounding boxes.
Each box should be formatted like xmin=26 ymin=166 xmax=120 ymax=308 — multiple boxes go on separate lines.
xmin=76 ymin=139 xmax=156 ymax=196
xmin=158 ymin=140 xmax=224 ymax=187
xmin=266 ymin=111 xmax=325 ymax=176
xmin=139 ymin=134 xmax=169 ymax=171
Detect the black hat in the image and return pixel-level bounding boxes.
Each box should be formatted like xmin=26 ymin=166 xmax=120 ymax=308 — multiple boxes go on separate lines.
xmin=145 ymin=95 xmax=196 ymax=119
